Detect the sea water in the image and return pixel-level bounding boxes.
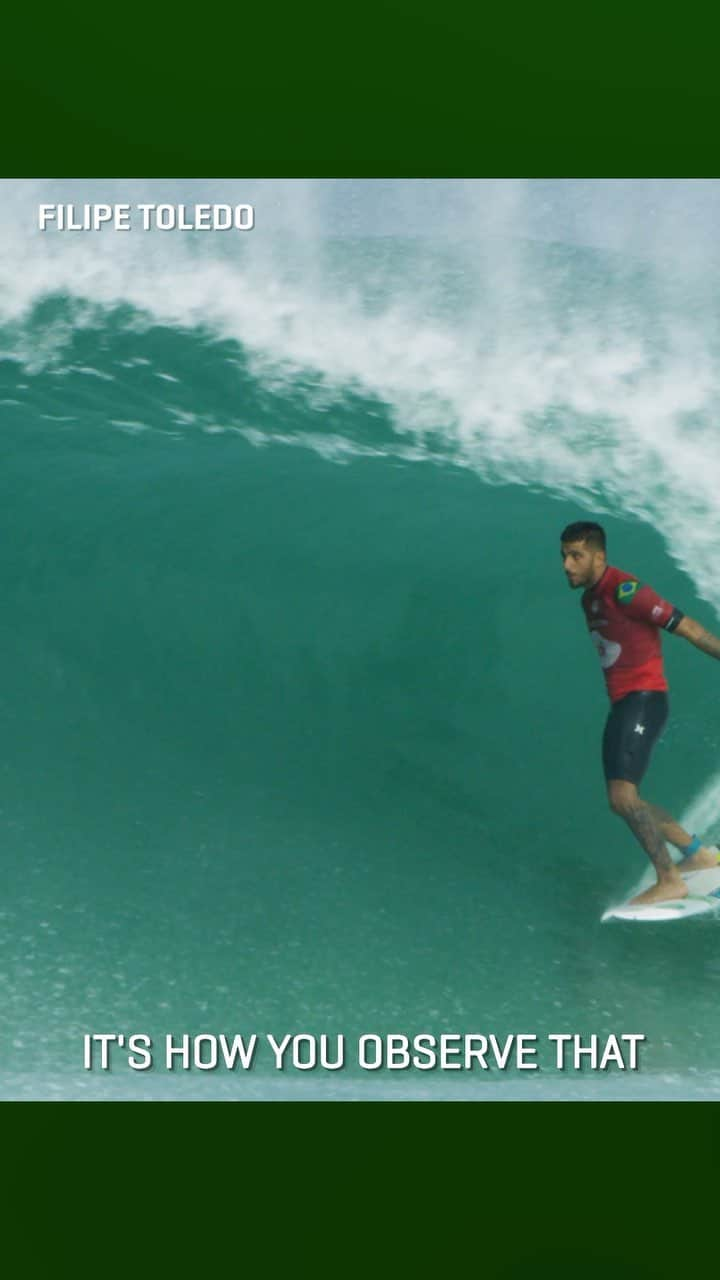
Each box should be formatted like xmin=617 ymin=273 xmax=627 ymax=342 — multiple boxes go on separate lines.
xmin=2 ymin=179 xmax=720 ymax=1099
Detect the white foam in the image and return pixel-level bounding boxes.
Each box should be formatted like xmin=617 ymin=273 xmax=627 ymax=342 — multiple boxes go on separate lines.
xmin=3 ymin=179 xmax=720 ymax=612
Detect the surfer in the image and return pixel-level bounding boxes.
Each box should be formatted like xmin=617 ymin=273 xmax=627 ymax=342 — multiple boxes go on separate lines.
xmin=561 ymin=520 xmax=720 ymax=906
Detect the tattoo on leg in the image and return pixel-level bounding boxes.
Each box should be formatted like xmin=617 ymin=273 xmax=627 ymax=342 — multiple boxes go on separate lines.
xmin=647 ymin=803 xmax=690 ymax=849
xmin=625 ymin=802 xmax=674 ymax=874
xmin=647 ymin=803 xmax=675 ymax=825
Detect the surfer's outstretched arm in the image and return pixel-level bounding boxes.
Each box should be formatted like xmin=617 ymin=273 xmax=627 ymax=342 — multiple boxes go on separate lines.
xmin=673 ymin=616 xmax=720 ymax=659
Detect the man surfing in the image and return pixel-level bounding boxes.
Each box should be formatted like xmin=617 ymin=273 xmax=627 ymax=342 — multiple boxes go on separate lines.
xmin=561 ymin=520 xmax=720 ymax=907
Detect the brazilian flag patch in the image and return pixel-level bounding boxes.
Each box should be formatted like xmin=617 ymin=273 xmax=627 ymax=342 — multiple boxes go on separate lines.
xmin=616 ymin=580 xmax=640 ymax=604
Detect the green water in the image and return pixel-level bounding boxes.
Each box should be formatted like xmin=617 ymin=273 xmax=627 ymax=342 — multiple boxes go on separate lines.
xmin=2 ymin=215 xmax=720 ymax=1098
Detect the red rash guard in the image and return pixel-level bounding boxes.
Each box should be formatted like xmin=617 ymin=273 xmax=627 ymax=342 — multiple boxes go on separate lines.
xmin=581 ymin=565 xmax=684 ymax=703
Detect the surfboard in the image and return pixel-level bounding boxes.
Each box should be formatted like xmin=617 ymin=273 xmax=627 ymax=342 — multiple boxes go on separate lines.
xmin=602 ymin=852 xmax=720 ymax=923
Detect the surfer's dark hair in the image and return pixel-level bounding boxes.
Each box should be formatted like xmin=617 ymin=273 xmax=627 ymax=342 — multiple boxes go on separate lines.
xmin=560 ymin=521 xmax=606 ymax=551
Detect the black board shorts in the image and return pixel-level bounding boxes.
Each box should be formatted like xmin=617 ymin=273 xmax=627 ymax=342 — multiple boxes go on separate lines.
xmin=602 ymin=690 xmax=669 ymax=785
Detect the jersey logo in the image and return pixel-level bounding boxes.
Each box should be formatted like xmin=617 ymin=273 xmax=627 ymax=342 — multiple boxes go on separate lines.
xmin=616 ymin=580 xmax=640 ymax=604
xmin=590 ymin=630 xmax=621 ymax=669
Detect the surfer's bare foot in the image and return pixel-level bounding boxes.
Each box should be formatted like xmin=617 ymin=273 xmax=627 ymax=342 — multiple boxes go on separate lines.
xmin=677 ymin=845 xmax=719 ymax=872
xmin=630 ymin=875 xmax=688 ymax=907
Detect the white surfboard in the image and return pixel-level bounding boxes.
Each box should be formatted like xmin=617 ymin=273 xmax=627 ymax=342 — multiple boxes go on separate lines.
xmin=602 ymin=852 xmax=720 ymax=923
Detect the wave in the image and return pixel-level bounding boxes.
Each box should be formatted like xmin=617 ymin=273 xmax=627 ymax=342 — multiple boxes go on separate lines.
xmin=3 ymin=180 xmax=720 ymax=611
